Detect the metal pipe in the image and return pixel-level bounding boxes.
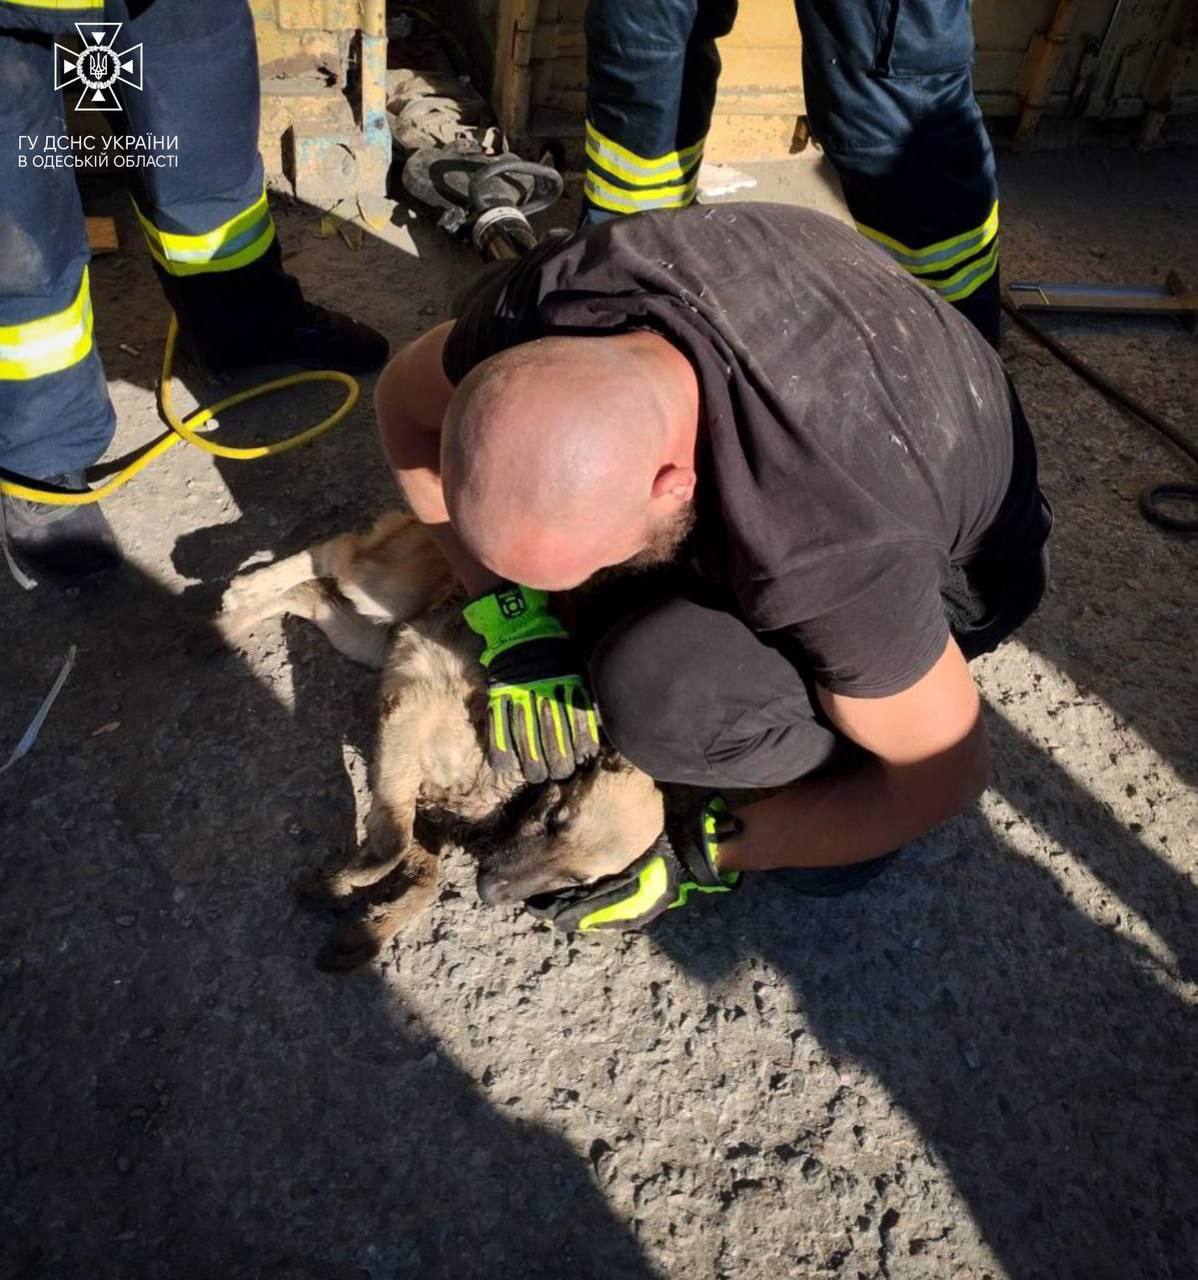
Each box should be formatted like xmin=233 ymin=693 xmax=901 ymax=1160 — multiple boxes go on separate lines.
xmin=1001 ymin=296 xmax=1198 ymax=533
xmin=472 ymin=207 xmax=540 ymax=259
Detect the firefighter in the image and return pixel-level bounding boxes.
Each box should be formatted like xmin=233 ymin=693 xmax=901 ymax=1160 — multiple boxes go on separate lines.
xmin=0 ymin=0 xmax=388 ymax=585
xmin=581 ymin=0 xmax=1000 ymax=343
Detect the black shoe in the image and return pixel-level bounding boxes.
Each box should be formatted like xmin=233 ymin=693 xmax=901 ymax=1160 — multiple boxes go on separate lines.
xmin=157 ymin=242 xmax=389 ymax=378
xmin=188 ymin=301 xmax=390 ymax=379
xmin=771 ymin=850 xmax=901 ymax=898
xmin=0 ymin=471 xmax=122 ymax=587
xmin=275 ymin=300 xmax=390 ymax=375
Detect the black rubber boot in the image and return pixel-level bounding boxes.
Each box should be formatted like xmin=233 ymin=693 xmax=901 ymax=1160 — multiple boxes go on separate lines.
xmin=158 ymin=244 xmax=390 ymax=378
xmin=234 ymin=298 xmax=390 ymax=376
xmin=180 ymin=296 xmax=391 ymax=378
xmin=0 ymin=471 xmax=122 ymax=588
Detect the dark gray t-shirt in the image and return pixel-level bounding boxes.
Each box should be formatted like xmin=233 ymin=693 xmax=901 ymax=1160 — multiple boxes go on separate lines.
xmin=444 ymin=203 xmax=1043 ymax=697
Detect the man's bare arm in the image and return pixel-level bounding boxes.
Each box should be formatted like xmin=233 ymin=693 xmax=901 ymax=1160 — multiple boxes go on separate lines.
xmin=374 ymin=322 xmax=501 ymax=596
xmin=718 ymin=638 xmax=989 ymax=872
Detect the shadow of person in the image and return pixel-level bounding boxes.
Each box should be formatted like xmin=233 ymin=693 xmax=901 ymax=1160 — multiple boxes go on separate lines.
xmin=0 ymin=563 xmax=659 ymax=1280
xmin=985 ymin=708 xmax=1198 ymax=985
xmin=0 ymin=200 xmax=657 ymax=1277
xmin=645 ymin=702 xmax=1198 ymax=1278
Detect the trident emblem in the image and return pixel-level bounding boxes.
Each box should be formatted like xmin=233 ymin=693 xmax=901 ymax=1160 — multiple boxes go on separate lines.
xmin=54 ymin=22 xmax=143 ymax=112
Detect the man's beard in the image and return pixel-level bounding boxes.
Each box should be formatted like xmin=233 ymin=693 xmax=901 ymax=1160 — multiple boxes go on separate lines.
xmin=626 ymin=502 xmax=697 ymax=570
xmin=588 ymin=503 xmax=697 ymax=589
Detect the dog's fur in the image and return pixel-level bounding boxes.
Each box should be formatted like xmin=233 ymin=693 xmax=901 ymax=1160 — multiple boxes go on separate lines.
xmin=219 ymin=512 xmax=664 ymax=971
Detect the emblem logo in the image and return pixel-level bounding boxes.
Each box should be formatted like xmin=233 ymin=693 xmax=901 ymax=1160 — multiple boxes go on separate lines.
xmin=497 ymin=587 xmax=528 ymax=620
xmin=54 ymin=23 xmax=143 ymax=112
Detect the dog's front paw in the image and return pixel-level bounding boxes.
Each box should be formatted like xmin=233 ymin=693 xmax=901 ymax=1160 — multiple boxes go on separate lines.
xmin=295 ymin=865 xmax=358 ymax=912
xmin=312 ymin=876 xmax=439 ymax=973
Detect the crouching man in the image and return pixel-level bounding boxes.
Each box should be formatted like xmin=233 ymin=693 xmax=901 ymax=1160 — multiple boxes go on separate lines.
xmin=374 ymin=203 xmax=1052 ymax=930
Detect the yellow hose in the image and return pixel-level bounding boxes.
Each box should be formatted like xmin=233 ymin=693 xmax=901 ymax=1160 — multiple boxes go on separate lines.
xmin=0 ymin=313 xmax=359 ymax=506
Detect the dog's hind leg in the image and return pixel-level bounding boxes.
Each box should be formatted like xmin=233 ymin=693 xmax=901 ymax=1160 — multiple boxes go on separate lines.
xmin=219 ymin=532 xmax=358 ymax=622
xmin=284 ymin=581 xmax=391 ymax=669
xmin=222 ymin=578 xmax=390 ymax=669
xmin=332 ymin=513 xmax=456 ymax=626
xmin=220 ymin=515 xmax=455 ymax=639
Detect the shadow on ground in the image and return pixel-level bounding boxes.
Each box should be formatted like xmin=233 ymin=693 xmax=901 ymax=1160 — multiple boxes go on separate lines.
xmin=1 ymin=573 xmax=658 ymax=1277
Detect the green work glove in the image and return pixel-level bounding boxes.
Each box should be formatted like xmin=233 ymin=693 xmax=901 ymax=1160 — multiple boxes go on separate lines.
xmin=463 ymin=584 xmax=601 ymax=783
xmin=524 ymin=795 xmax=742 ymax=933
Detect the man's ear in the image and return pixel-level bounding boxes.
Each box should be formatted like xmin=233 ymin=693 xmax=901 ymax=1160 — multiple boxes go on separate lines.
xmin=650 ymin=463 xmax=696 ymax=503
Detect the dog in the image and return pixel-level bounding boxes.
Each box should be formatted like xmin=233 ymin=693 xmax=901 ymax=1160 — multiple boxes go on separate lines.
xmin=218 ymin=512 xmax=665 ymax=971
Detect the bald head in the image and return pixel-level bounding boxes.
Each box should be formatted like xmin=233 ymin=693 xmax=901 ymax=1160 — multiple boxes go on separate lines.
xmin=442 ymin=332 xmax=699 ymax=589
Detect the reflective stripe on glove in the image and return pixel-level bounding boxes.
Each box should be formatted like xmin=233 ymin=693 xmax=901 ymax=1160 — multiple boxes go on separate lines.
xmin=463 ymin=584 xmax=601 ymax=783
xmin=525 ymin=794 xmax=742 ymax=933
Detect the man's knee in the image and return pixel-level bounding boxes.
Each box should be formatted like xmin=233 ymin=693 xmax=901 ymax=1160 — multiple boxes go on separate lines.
xmin=589 ymin=596 xmax=838 ymax=789
xmin=590 ymin=603 xmax=707 ymax=782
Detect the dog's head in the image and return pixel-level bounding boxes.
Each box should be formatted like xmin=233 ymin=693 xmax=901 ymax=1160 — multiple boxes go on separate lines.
xmin=475 ymin=755 xmax=664 ymax=905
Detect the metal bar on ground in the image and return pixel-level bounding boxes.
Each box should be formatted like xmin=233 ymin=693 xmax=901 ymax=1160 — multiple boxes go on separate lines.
xmin=1007 ymin=278 xmax=1197 ymax=320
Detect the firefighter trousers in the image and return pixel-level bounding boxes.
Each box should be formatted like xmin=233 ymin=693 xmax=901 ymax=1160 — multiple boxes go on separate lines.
xmin=0 ymin=0 xmax=298 ymax=480
xmin=583 ymin=0 xmax=1000 ymax=340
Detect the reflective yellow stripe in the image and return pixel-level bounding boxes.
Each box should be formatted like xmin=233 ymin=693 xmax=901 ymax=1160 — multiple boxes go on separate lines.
xmin=2 ymin=0 xmax=105 ymax=9
xmin=579 ymin=856 xmax=670 ymax=931
xmin=934 ymin=240 xmax=999 ymax=302
xmin=585 ymin=120 xmax=705 ymax=188
xmin=569 ymin=684 xmax=602 ymax=746
xmin=133 ymin=189 xmax=276 ymax=277
xmin=0 ymin=268 xmax=94 ymax=381
xmin=491 ymin=699 xmax=508 ymax=755
xmin=584 ymin=172 xmax=698 ymax=215
xmin=670 ymin=877 xmax=737 ymax=906
xmin=491 ymin=688 xmax=544 ymax=760
xmin=857 ymin=201 xmax=999 ymax=276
